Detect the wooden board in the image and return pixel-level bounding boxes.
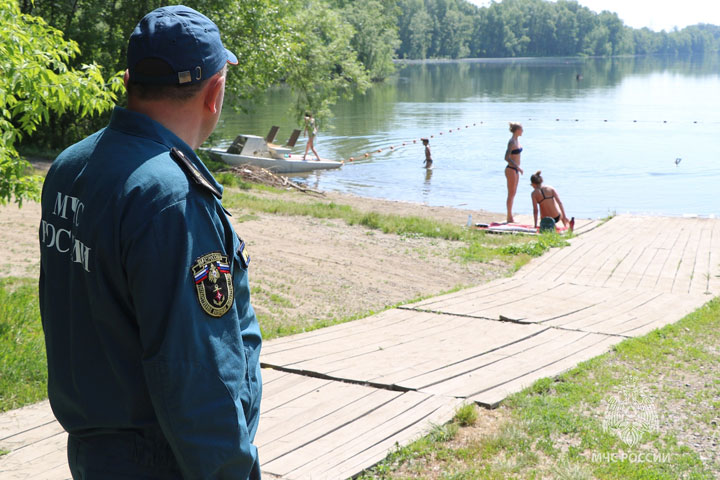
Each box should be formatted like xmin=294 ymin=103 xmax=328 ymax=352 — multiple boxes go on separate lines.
xmin=0 ymin=431 xmax=69 ymax=480
xmin=0 ymin=400 xmax=70 ymax=480
xmin=257 ymin=369 xmax=461 ymax=480
xmin=0 ymin=370 xmax=460 ymax=480
xmin=261 ymin=312 xmax=548 ymax=386
xmin=517 ymin=216 xmax=720 ymax=295
xmin=470 ymin=332 xmax=622 ymax=407
xmin=406 ymin=281 xmax=709 ymax=337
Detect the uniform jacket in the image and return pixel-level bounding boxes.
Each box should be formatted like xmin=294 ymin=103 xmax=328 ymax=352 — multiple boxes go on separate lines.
xmin=39 ymin=106 xmax=262 ymax=478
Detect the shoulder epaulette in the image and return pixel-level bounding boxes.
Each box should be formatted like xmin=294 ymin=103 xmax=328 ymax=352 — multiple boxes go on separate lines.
xmin=170 ymin=147 xmax=222 ymax=200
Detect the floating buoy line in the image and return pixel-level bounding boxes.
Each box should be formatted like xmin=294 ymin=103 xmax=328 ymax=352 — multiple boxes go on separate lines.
xmin=341 ymin=117 xmax=715 ymax=164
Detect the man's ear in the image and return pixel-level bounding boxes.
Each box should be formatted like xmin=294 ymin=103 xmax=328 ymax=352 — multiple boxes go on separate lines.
xmin=204 ymin=74 xmax=226 ymax=114
xmin=123 ymin=69 xmax=130 ymax=89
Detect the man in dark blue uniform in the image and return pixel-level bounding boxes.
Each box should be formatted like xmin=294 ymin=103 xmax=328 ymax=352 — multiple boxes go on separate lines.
xmin=38 ymin=6 xmax=262 ymax=478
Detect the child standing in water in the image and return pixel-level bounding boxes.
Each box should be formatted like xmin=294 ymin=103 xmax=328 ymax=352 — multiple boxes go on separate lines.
xmin=422 ymin=138 xmax=433 ymax=169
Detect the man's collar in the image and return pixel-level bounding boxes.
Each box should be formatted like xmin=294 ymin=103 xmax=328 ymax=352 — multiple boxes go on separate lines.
xmin=108 ymin=106 xmax=224 ymax=197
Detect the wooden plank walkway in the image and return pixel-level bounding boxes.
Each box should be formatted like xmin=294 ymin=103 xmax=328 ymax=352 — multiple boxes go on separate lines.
xmin=2 ymin=215 xmax=718 ymax=479
xmin=0 ymin=376 xmax=461 ymax=480
xmin=257 ymin=369 xmax=461 ymax=479
xmin=0 ymin=401 xmax=69 ymax=480
xmin=260 ymin=310 xmax=625 ymax=408
xmin=410 ymin=215 xmax=717 ymax=336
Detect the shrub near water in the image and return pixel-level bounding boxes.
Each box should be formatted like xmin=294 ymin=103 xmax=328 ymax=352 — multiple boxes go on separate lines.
xmin=0 ymin=278 xmax=47 ymax=412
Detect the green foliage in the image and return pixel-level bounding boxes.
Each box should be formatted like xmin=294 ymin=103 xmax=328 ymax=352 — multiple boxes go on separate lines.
xmin=498 ymin=231 xmax=570 ymax=256
xmin=407 ymin=8 xmax=434 ymax=59
xmin=0 ymin=0 xmax=122 ymax=205
xmin=428 ymin=422 xmax=459 ymax=442
xmin=0 ymin=278 xmax=47 ymax=413
xmin=20 ymin=0 xmax=297 ymax=149
xmin=285 ymin=0 xmax=371 ymax=125
xmin=214 ymin=171 xmax=252 ymax=190
xmin=454 ymin=403 xmax=479 ymax=427
xmin=209 ymin=0 xmax=297 ymax=102
xmin=335 ymin=0 xmax=400 ymax=80
xmin=21 ymin=0 xmax=389 ymax=150
xmin=396 ymin=0 xmax=720 ymax=59
xmin=456 ymin=231 xmax=570 ymax=269
xmin=21 ymin=0 xmax=295 ymax=102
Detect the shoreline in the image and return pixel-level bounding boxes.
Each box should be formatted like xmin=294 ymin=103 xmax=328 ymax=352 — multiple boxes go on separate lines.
xmin=391 ymin=54 xmax=653 ymax=66
xmin=27 ymin=156 xmax=503 ymax=223
xmin=30 ymin=156 xmax=714 ymax=221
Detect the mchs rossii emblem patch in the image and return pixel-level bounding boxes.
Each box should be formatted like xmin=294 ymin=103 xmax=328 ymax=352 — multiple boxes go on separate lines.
xmin=192 ymin=252 xmax=233 ymax=317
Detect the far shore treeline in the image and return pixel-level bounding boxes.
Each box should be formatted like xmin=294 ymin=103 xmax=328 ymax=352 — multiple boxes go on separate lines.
xmin=395 ymin=0 xmax=720 ymax=59
xmin=3 ymin=0 xmax=719 ymax=204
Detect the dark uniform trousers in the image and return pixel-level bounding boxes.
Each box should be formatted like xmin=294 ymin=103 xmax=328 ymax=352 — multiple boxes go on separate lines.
xmin=68 ymin=432 xmax=262 ymax=479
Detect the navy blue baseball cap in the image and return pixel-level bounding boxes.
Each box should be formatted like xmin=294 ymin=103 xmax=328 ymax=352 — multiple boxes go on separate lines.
xmin=127 ymin=5 xmax=238 ymax=85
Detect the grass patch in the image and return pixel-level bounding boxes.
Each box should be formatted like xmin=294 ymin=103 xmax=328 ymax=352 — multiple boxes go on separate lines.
xmin=197 ymin=148 xmax=228 ymax=172
xmin=223 ymin=191 xmax=563 ymax=267
xmin=454 ymin=403 xmax=479 ymax=427
xmin=257 ymin=305 xmax=390 ymax=341
xmin=497 ymin=231 xmax=570 ymax=257
xmin=215 ymin=171 xmax=252 ymax=190
xmin=456 ymin=230 xmax=571 ymax=271
xmin=223 ymin=191 xmax=468 ymax=240
xmin=599 ymin=210 xmax=617 ymax=226
xmin=17 ymin=145 xmax=61 ymax=162
xmin=251 ymin=286 xmax=294 ymax=309
xmin=359 ymin=404 xmax=490 ymax=479
xmin=234 ymin=213 xmax=260 ymax=223
xmin=359 ymin=298 xmax=720 ymax=479
xmin=0 ymin=278 xmax=47 ymax=413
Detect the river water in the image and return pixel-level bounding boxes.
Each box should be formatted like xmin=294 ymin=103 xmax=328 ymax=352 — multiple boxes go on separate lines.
xmin=215 ymin=55 xmax=720 ymax=219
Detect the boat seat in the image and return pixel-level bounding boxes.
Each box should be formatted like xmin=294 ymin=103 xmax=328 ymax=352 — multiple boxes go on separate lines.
xmin=265 ymin=126 xmax=280 ymax=144
xmin=285 ymin=129 xmax=301 ymax=147
xmin=227 ymin=135 xmax=245 ymax=154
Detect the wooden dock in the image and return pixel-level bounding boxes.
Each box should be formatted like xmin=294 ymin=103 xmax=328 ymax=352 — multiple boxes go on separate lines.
xmin=2 ymin=215 xmax=718 ymax=479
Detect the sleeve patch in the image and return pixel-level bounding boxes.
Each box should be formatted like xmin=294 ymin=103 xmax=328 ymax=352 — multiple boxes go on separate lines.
xmin=191 ymin=252 xmax=233 ymax=317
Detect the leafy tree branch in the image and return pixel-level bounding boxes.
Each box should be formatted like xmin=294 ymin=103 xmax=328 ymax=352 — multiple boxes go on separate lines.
xmin=1 ymin=0 xmax=122 ymax=205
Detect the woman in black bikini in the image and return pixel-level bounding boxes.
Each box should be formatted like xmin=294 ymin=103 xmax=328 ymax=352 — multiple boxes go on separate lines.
xmin=530 ymin=170 xmax=574 ymax=231
xmin=504 ymin=122 xmax=524 ymax=223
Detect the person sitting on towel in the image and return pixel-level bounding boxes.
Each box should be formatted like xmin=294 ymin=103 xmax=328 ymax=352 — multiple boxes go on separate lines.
xmin=530 ymin=170 xmax=574 ymax=232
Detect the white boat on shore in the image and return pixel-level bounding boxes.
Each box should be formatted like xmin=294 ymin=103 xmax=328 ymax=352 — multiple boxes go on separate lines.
xmin=207 ymin=131 xmax=343 ymax=174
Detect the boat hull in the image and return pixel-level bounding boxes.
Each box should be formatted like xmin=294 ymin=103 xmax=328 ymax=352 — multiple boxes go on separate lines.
xmin=208 ymin=148 xmax=342 ymax=173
